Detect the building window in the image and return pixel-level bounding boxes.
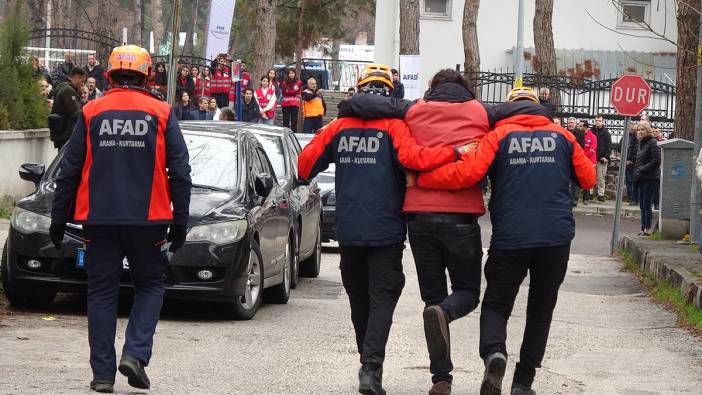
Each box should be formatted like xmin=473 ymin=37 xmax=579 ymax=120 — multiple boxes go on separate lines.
xmin=421 ymin=0 xmax=452 ymax=20
xmin=617 ymin=0 xmax=650 ymax=28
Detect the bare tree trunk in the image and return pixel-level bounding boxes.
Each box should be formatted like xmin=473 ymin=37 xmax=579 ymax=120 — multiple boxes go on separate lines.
xmin=533 ymin=0 xmax=560 ymax=110
xmin=399 ymin=0 xmax=419 ymax=55
xmin=294 ymin=0 xmax=305 ymax=133
xmin=131 ymin=0 xmax=142 ymax=46
xmin=95 ymin=0 xmax=117 ymax=62
xmin=253 ymin=0 xmax=276 ymax=83
xmin=151 ymin=0 xmax=164 ymax=54
xmin=674 ymin=0 xmax=699 ymax=140
xmin=462 ymin=0 xmax=480 ymax=94
xmin=183 ymin=0 xmax=199 ymax=56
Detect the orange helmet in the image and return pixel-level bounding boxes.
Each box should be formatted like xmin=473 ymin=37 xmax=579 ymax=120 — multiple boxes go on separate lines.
xmin=107 ymin=45 xmax=152 ymax=80
xmin=357 ymin=64 xmax=394 ymax=96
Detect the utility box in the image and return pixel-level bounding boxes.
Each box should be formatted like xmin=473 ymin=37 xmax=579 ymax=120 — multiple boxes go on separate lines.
xmin=659 ymin=138 xmax=694 ymax=239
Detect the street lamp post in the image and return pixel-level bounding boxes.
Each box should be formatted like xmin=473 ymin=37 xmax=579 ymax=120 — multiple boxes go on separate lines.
xmin=515 ymin=0 xmax=526 ymax=88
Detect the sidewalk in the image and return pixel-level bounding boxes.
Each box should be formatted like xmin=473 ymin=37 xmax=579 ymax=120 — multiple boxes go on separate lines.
xmin=619 ymin=235 xmax=702 ymax=310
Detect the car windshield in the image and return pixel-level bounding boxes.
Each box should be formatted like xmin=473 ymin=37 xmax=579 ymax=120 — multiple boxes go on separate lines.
xmin=295 ymin=134 xmax=335 ymax=175
xmin=185 ymin=133 xmax=238 ymax=190
xmin=255 ymin=134 xmax=287 ymax=183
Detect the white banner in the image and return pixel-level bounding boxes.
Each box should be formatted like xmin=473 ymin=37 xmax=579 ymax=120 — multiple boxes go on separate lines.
xmin=205 ymin=0 xmax=236 ymax=61
xmin=399 ymin=55 xmax=422 ymax=100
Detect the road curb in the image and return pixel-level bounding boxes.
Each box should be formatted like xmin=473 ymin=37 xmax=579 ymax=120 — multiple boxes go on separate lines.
xmin=573 ymin=205 xmax=647 ymax=218
xmin=619 ymin=235 xmax=702 ymax=310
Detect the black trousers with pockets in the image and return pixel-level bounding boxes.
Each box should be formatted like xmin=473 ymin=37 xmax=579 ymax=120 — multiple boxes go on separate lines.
xmin=479 ymin=244 xmax=570 ymax=388
xmin=339 ymin=243 xmax=405 ymax=367
xmin=407 ymin=215 xmax=483 ymax=384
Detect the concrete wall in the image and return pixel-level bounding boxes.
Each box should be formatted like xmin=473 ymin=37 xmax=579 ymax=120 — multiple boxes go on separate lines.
xmin=376 ymin=0 xmax=678 ymax=91
xmin=0 ymin=129 xmax=56 ymax=201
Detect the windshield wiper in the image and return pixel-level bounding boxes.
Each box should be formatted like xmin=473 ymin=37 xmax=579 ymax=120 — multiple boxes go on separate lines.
xmin=191 ymin=183 xmax=232 ymax=192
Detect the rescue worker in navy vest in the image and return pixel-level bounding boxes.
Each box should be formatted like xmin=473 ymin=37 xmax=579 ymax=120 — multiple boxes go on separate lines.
xmin=49 ymin=45 xmax=192 ymax=393
xmin=298 ymin=64 xmax=470 ymax=395
xmin=413 ymin=87 xmax=596 ymax=395
xmin=301 ymin=77 xmax=326 ymax=133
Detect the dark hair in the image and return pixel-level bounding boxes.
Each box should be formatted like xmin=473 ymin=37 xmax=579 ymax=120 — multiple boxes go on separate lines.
xmin=220 ymin=107 xmax=236 ymax=121
xmin=70 ymin=66 xmax=87 ymax=77
xmin=595 ymin=114 xmax=604 ymax=119
xmin=347 ymin=87 xmax=356 ymax=93
xmin=260 ymin=75 xmax=269 ymax=82
xmin=287 ymin=69 xmax=297 ymax=78
xmin=244 ymin=87 xmax=255 ymax=94
xmin=391 ymin=69 xmax=399 ymax=75
xmin=198 ymin=96 xmax=209 ymax=104
xmin=430 ymin=69 xmax=470 ymax=91
xmin=109 ymin=70 xmax=146 ymax=87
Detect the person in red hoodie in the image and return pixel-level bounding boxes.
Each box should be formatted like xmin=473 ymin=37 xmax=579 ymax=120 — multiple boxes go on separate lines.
xmin=579 ymin=120 xmax=598 ymax=205
xmin=210 ymin=54 xmax=232 ymax=109
xmin=281 ymin=69 xmax=302 ymax=131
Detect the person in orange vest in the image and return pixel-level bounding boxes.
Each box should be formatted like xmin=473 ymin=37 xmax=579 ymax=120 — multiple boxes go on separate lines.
xmin=49 ymin=45 xmax=192 ymax=393
xmin=302 ymin=77 xmax=326 ymax=133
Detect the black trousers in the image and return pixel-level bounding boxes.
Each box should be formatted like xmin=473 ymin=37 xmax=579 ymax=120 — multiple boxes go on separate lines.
xmin=303 ymin=116 xmax=323 ymax=134
xmin=479 ymin=244 xmax=570 ymax=388
xmin=407 ymin=215 xmax=482 ymax=384
xmin=213 ymin=93 xmax=229 ymax=110
xmin=340 ymin=243 xmax=405 ymax=366
xmin=282 ymin=106 xmax=299 ymax=131
xmin=83 ymin=225 xmax=169 ymax=381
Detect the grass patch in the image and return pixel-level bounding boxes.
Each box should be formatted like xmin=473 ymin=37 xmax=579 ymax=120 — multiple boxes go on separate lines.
xmin=0 ymin=207 xmax=11 ymax=220
xmin=648 ymin=231 xmax=662 ymax=241
xmin=618 ymin=250 xmax=702 ymax=334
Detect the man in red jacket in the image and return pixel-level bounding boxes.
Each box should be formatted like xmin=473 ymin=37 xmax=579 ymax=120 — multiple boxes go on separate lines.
xmin=415 ymin=87 xmax=596 ymax=395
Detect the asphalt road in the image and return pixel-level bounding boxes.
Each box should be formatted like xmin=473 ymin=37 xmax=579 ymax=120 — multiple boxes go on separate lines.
xmin=1 ymin=215 xmax=700 ymax=394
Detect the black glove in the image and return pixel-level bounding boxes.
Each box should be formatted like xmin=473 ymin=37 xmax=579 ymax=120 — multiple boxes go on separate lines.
xmin=167 ymin=224 xmax=187 ymax=253
xmin=49 ymin=222 xmax=66 ymax=250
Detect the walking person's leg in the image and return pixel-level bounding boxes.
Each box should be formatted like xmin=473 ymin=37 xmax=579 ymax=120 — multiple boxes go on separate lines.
xmin=83 ymin=226 xmax=124 ymax=388
xmin=479 ymin=248 xmax=530 ymax=394
xmin=118 ymin=226 xmax=169 ymax=389
xmin=282 ymin=106 xmax=291 ymax=128
xmin=360 ymin=243 xmax=405 ymax=393
xmin=512 ymin=244 xmax=570 ymax=392
xmin=339 ymin=246 xmax=371 ymax=360
xmin=408 ymin=220 xmax=453 ymax=388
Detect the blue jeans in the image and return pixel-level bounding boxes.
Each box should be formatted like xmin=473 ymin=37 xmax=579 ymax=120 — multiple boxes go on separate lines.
xmin=638 ymin=180 xmax=656 ymax=231
xmin=83 ymin=225 xmax=169 ymax=380
xmin=303 ymin=116 xmax=324 ymax=134
xmin=626 ymin=167 xmax=638 ymax=203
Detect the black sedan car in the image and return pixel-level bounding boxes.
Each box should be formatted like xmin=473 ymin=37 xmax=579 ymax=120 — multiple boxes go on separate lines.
xmin=251 ymin=126 xmax=322 ymax=282
xmin=295 ymin=133 xmax=336 ymax=242
xmin=2 ymin=124 xmax=298 ymax=320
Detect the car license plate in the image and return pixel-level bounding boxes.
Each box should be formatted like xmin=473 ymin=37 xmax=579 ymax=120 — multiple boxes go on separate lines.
xmin=76 ymin=248 xmax=85 ymax=269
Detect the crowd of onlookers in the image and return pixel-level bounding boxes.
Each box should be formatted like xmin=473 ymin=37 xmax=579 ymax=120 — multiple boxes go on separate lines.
xmin=541 ymin=83 xmax=662 ymax=236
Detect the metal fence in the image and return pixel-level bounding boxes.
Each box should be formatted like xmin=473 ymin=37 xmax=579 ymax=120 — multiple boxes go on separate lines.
xmin=26 ymin=29 xmax=121 ymax=74
xmin=469 ymin=70 xmax=676 ymax=143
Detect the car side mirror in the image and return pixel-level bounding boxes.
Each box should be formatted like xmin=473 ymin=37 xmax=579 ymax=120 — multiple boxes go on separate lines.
xmin=255 ymin=173 xmax=274 ymax=198
xmin=19 ymin=163 xmax=45 ymax=187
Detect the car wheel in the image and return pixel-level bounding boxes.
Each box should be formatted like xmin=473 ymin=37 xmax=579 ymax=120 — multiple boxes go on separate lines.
xmin=300 ymin=225 xmax=321 ymax=278
xmin=290 ymin=234 xmax=300 ymax=289
xmin=231 ymin=240 xmax=264 ymax=320
xmin=1 ymin=241 xmax=57 ymax=309
xmin=264 ymin=237 xmax=292 ymax=304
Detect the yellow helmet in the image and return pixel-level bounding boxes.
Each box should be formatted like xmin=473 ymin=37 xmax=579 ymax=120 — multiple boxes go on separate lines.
xmin=357 ymin=63 xmax=394 ymax=96
xmin=507 ymin=87 xmax=539 ymax=103
xmin=107 ymin=45 xmax=152 ymax=79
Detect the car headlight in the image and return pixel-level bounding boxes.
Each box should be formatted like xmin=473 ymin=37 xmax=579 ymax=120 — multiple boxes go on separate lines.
xmin=186 ymin=220 xmax=247 ymax=245
xmin=323 ymin=192 xmax=336 ymax=206
xmin=11 ymin=207 xmax=51 ymax=235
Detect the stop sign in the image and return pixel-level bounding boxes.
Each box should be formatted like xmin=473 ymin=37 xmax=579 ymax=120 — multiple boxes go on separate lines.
xmin=610 ymin=75 xmax=651 ymax=116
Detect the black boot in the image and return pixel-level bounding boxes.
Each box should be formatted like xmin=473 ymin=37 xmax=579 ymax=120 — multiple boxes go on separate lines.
xmin=480 ymin=352 xmax=507 ymax=395
xmin=359 ymin=364 xmax=385 ymax=395
xmin=89 ymin=379 xmax=114 ymax=393
xmin=118 ymin=354 xmax=150 ymax=390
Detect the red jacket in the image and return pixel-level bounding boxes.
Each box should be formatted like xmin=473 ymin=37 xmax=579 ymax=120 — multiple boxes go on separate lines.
xmin=281 ymin=79 xmax=302 ymax=107
xmin=404 ymin=98 xmax=490 ymax=215
xmin=583 ymin=129 xmax=598 ymax=165
xmin=210 ymin=66 xmax=231 ymax=94
xmin=229 ymin=72 xmax=251 ymax=102
xmin=194 ymin=77 xmax=211 ymax=101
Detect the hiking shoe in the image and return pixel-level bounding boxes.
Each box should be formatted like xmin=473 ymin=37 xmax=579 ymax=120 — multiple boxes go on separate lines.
xmin=90 ymin=380 xmax=114 ymax=393
xmin=359 ymin=364 xmax=385 ymax=395
xmin=118 ymin=354 xmax=150 ymax=390
xmin=423 ymin=306 xmax=450 ymax=368
xmin=428 ymin=380 xmax=452 ymax=395
xmin=511 ymin=383 xmax=537 ymax=395
xmin=480 ymin=352 xmax=507 ymax=395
